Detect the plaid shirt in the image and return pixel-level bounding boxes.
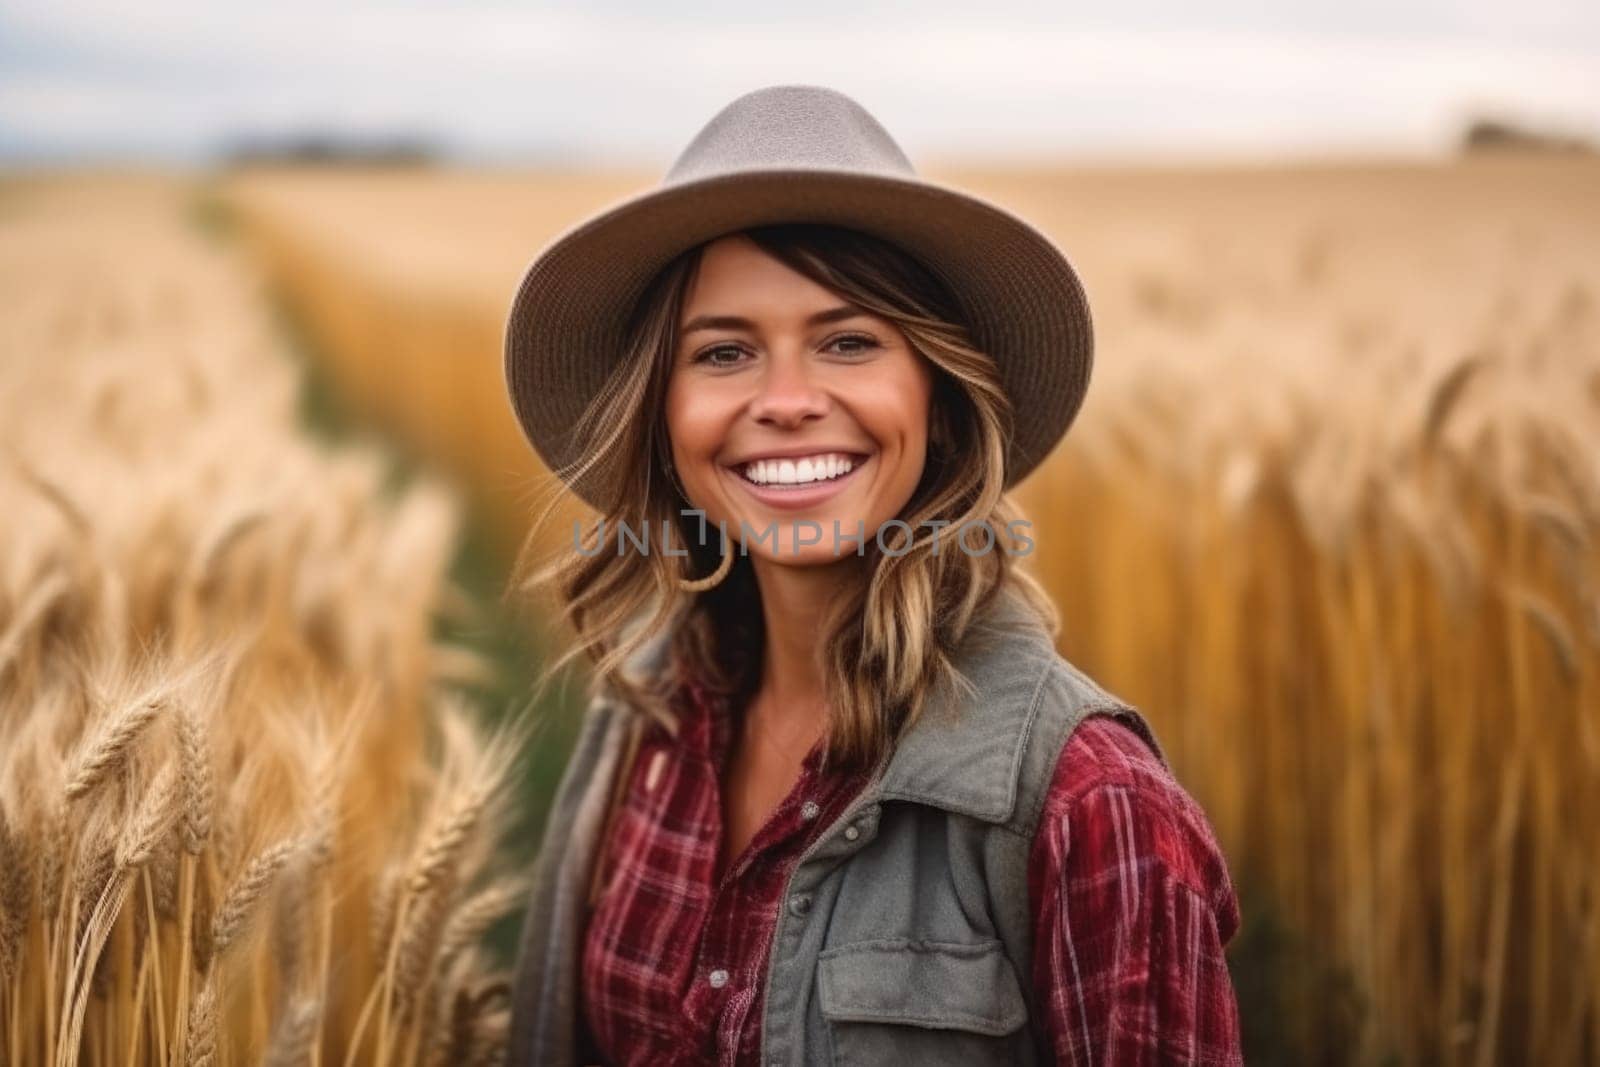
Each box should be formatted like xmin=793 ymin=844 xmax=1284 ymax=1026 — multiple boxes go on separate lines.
xmin=580 ymin=678 xmax=1243 ymax=1065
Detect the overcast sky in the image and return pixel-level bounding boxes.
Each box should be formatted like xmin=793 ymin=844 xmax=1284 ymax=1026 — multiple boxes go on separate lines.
xmin=2 ymin=0 xmax=1597 ymax=166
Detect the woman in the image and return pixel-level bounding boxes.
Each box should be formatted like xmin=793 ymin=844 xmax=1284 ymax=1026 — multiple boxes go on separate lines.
xmin=502 ymin=85 xmax=1243 ymax=1066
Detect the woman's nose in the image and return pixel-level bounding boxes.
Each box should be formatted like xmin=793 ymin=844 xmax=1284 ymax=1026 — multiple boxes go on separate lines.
xmin=746 ymin=349 xmax=828 ymax=428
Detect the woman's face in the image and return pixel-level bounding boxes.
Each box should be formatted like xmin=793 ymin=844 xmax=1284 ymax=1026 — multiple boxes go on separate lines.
xmin=664 ymin=234 xmax=934 ymax=566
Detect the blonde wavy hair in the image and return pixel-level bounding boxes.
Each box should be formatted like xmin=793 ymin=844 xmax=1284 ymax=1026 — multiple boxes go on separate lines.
xmin=511 ymin=222 xmax=1059 ymax=773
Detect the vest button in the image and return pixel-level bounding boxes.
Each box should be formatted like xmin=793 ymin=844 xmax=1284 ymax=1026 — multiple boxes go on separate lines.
xmin=708 ymin=968 xmax=729 ymax=988
xmin=788 ymin=894 xmax=811 ymax=916
xmin=843 ymin=824 xmax=859 ymax=841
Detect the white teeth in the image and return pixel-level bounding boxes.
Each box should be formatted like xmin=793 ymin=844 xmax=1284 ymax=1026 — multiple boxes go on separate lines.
xmin=740 ymin=452 xmax=859 ymax=486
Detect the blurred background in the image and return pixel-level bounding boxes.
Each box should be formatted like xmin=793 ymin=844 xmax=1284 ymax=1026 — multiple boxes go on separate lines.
xmin=2 ymin=1 xmax=1598 ymax=1064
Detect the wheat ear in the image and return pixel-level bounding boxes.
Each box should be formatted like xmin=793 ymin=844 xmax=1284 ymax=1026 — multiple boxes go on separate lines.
xmin=207 ymin=835 xmax=301 ymax=966
xmin=64 ymin=695 xmax=167 ymax=802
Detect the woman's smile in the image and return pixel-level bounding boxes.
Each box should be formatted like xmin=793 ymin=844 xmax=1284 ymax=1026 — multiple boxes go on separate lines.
xmin=721 ymin=449 xmax=873 ymax=512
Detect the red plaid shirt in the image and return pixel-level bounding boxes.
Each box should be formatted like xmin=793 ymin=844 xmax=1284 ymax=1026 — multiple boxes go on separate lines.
xmin=580 ymin=678 xmax=1243 ymax=1065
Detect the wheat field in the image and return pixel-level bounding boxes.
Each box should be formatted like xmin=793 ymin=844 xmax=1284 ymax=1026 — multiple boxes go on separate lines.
xmin=0 ymin=174 xmax=524 ymax=1065
xmin=218 ymin=153 xmax=1600 ymax=1065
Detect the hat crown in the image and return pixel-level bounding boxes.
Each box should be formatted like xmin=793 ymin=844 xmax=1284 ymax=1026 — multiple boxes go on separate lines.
xmin=664 ymin=84 xmax=917 ymax=187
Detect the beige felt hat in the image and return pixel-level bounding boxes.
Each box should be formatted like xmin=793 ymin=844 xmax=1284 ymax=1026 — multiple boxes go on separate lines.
xmin=504 ymin=83 xmax=1094 ymax=510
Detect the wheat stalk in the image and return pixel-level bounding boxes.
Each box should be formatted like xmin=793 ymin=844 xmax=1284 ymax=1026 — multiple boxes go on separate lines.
xmin=183 ymin=975 xmax=218 ymax=1067
xmin=175 ymin=700 xmax=213 ymax=856
xmin=437 ymin=877 xmax=528 ymax=967
xmin=0 ymin=810 xmax=33 ymax=985
xmin=207 ymin=835 xmax=301 ymax=967
xmin=63 ymin=696 xmax=167 ymax=803
xmin=262 ymin=993 xmax=323 ymax=1067
xmin=376 ymin=777 xmax=494 ymax=1061
xmin=114 ymin=763 xmax=179 ymax=873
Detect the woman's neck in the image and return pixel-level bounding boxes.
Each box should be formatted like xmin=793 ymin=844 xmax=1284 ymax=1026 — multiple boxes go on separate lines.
xmin=747 ymin=553 xmax=863 ymax=733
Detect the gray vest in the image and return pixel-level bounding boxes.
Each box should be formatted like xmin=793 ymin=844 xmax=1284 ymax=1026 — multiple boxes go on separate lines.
xmin=504 ymin=592 xmax=1169 ymax=1066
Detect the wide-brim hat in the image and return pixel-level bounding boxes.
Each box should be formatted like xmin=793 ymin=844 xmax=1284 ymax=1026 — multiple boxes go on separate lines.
xmin=504 ymin=83 xmax=1094 ymax=511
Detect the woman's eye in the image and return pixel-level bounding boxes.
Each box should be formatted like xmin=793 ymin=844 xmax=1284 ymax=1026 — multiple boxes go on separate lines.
xmin=692 ymin=333 xmax=879 ymax=366
xmin=828 ymin=332 xmax=881 ymax=355
xmin=694 ymin=344 xmax=746 ymax=367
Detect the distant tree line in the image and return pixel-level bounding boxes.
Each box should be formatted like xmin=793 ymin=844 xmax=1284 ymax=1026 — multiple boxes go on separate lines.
xmin=1459 ymin=115 xmax=1597 ymax=155
xmin=220 ymin=132 xmax=438 ymax=166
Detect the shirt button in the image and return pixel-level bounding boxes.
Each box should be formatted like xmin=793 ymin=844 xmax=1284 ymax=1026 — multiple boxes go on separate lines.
xmin=800 ymin=800 xmax=820 ymax=821
xmin=788 ymin=894 xmax=812 ymax=916
xmin=708 ymin=968 xmax=729 ymax=988
xmin=843 ymin=824 xmax=860 ymax=841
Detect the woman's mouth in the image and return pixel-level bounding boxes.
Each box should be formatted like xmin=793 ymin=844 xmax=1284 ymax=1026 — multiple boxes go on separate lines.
xmin=721 ymin=451 xmax=871 ymax=511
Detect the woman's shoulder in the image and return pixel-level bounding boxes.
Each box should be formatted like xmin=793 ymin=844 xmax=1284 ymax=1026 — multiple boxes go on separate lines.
xmin=1037 ymin=713 xmax=1238 ymax=924
xmin=1046 ymin=712 xmax=1174 ymax=809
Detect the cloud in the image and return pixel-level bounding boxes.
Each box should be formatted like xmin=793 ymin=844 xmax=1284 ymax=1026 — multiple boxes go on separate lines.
xmin=2 ymin=1 xmax=1597 ymax=163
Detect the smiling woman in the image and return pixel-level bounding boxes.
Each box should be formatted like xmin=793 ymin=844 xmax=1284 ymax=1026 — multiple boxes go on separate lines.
xmin=500 ymin=85 xmax=1242 ymax=1067
xmin=518 ymin=217 xmax=1040 ymax=773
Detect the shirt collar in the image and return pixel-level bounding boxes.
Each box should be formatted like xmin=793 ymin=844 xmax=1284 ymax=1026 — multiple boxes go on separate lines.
xmin=675 ymin=677 xmax=841 ymax=781
xmin=663 ymin=588 xmax=1066 ymax=821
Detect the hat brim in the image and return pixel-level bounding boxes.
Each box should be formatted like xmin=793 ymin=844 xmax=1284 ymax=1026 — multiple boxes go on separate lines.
xmin=504 ymin=165 xmax=1092 ymax=510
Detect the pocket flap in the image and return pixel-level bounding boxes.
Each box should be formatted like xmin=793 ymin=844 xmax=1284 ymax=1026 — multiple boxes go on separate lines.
xmin=816 ymin=938 xmax=1027 ymax=1036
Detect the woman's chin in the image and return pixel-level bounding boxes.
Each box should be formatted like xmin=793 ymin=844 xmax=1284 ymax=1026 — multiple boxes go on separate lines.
xmin=749 ymin=545 xmax=869 ymax=570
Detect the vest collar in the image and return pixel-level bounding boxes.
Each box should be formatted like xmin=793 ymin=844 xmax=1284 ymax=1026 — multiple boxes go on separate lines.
xmin=627 ymin=590 xmax=1061 ymax=826
xmin=866 ymin=591 xmax=1058 ymax=825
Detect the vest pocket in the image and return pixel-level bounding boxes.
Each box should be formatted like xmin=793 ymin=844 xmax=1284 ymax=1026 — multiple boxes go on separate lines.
xmin=816 ymin=938 xmax=1027 ymax=1065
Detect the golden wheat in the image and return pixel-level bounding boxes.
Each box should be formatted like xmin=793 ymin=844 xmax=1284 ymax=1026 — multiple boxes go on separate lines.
xmin=0 ymin=175 xmax=527 ymax=1065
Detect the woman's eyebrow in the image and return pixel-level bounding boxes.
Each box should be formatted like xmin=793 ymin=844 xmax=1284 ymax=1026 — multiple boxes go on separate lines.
xmin=680 ymin=304 xmax=867 ymax=336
